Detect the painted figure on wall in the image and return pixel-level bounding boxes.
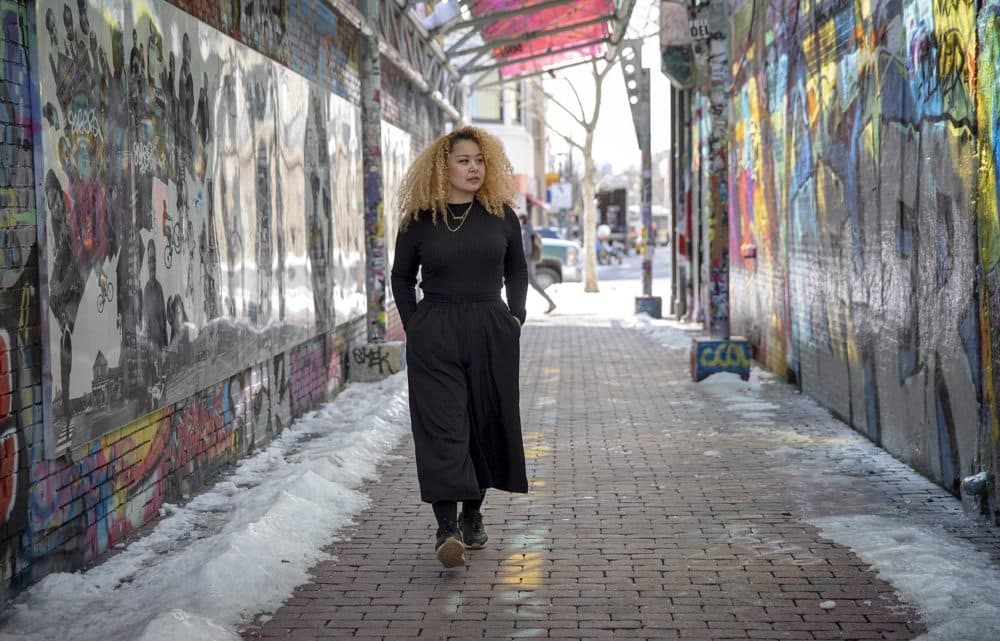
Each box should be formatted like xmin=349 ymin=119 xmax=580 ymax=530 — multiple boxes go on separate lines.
xmin=142 ymin=238 xmax=168 ymax=353
xmin=37 ymin=0 xmax=364 ymax=451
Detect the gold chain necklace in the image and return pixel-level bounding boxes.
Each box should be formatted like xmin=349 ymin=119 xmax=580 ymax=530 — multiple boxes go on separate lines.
xmin=444 ymin=200 xmax=474 ymax=233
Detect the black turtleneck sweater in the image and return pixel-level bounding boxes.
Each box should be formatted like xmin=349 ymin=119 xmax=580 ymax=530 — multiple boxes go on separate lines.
xmin=390 ymin=201 xmax=529 ymax=328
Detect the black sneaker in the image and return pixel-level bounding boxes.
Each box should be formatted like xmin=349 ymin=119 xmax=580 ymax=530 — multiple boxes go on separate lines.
xmin=435 ymin=521 xmax=465 ymax=568
xmin=460 ymin=510 xmax=488 ymax=550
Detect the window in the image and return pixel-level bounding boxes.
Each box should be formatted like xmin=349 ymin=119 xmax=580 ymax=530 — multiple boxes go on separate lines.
xmin=509 ymin=82 xmax=522 ymax=124
xmin=469 ymin=71 xmax=503 ymax=122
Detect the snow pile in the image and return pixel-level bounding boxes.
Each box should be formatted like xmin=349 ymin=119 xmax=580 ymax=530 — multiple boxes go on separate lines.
xmin=629 ymin=317 xmax=1000 ymax=641
xmin=810 ymin=516 xmax=1000 ymax=641
xmin=0 ymin=374 xmax=410 ymax=641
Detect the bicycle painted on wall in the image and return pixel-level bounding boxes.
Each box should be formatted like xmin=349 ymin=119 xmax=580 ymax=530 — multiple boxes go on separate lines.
xmin=96 ymin=270 xmax=114 ymax=313
xmin=163 ymin=207 xmax=196 ymax=269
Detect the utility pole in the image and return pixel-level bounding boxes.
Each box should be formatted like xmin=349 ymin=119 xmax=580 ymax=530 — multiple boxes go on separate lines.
xmin=360 ymin=0 xmax=385 ymax=343
xmin=352 ymin=0 xmax=404 ymax=382
xmin=669 ymin=85 xmax=678 ymax=317
xmin=621 ymin=40 xmax=661 ymax=317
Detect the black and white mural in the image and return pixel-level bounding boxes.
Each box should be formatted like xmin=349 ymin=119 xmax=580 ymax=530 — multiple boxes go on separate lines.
xmin=37 ymin=0 xmax=364 ymax=452
xmin=381 ymin=121 xmax=411 ymax=298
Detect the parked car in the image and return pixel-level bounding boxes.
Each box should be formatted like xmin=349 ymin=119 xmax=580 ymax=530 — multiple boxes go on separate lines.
xmin=534 ymin=237 xmax=581 ymax=289
xmin=535 ymin=226 xmax=565 ymax=240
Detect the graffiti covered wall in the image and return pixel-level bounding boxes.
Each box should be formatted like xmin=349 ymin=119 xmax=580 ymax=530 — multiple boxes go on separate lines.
xmin=36 ymin=0 xmax=364 ymax=454
xmin=382 ymin=61 xmax=441 ymax=155
xmin=380 ymin=119 xmax=410 ymax=342
xmin=728 ymin=0 xmax=1000 ymax=509
xmin=0 ymin=0 xmax=450 ymax=605
xmin=978 ymin=0 xmax=1000 ymax=511
xmin=380 ymin=65 xmax=419 ymax=342
xmin=0 ymin=0 xmax=42 ymax=602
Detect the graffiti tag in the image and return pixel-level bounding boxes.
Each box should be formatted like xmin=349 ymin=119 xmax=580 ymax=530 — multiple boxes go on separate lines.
xmin=698 ymin=342 xmax=751 ymax=369
xmin=352 ymin=346 xmax=396 ymax=376
xmin=67 ymin=108 xmax=103 ymax=141
xmin=132 ymin=139 xmax=154 ymax=173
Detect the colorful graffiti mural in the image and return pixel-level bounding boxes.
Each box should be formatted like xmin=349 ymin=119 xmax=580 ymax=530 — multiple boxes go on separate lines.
xmin=977 ymin=0 xmax=1000 ymax=511
xmin=26 ymin=348 xmax=299 ymax=578
xmin=0 ymin=0 xmax=445 ymax=607
xmin=0 ymin=256 xmax=37 ymax=598
xmin=728 ymin=0 xmax=999 ymax=505
xmin=0 ymin=0 xmax=40 ymax=601
xmin=36 ymin=0 xmax=364 ymax=454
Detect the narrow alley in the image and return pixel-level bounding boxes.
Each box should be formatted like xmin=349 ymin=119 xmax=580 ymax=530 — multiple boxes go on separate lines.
xmin=236 ymin=279 xmax=1000 ymax=641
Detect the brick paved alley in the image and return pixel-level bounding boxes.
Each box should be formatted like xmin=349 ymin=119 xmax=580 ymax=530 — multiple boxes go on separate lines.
xmin=242 ymin=307 xmax=1000 ymax=641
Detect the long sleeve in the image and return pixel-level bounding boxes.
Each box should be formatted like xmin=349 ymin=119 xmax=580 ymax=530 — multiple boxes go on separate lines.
xmin=390 ymin=223 xmax=421 ymax=330
xmin=503 ymin=208 xmax=529 ymax=324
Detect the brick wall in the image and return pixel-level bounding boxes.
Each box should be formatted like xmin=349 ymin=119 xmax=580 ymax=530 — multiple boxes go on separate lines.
xmin=383 ymin=60 xmax=444 ymax=154
xmin=727 ymin=0 xmax=1000 ymax=516
xmin=0 ymin=0 xmax=40 ymax=603
xmin=0 ymin=0 xmax=445 ymax=605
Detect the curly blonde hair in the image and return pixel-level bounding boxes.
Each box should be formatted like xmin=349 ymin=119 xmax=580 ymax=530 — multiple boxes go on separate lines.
xmin=397 ymin=125 xmax=515 ymax=229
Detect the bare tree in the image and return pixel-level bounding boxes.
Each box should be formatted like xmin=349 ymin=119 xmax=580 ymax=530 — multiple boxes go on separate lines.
xmin=528 ymin=1 xmax=658 ymax=294
xmin=537 ymin=59 xmax=616 ymax=293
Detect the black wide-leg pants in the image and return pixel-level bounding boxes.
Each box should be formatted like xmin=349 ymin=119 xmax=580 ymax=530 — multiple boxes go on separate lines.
xmin=404 ymin=293 xmax=529 ymax=503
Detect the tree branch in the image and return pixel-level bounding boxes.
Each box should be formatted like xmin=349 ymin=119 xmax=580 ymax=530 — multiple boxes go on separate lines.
xmin=537 ymin=84 xmax=588 ymax=130
xmin=563 ymin=79 xmax=587 ymax=127
xmin=546 ymin=124 xmax=584 ymax=151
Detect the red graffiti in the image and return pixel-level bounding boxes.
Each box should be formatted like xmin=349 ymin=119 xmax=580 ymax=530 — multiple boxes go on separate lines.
xmin=0 ymin=428 xmax=16 ymax=522
xmin=68 ymin=179 xmax=110 ymax=268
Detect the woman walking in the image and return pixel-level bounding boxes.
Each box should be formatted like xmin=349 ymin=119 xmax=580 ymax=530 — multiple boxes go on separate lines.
xmin=391 ymin=126 xmax=529 ymax=568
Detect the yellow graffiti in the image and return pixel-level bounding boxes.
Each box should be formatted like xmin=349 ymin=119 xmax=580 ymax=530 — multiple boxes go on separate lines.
xmin=802 ymin=19 xmax=839 ymax=131
xmin=978 ymin=17 xmax=1000 ymax=270
xmin=699 ymin=342 xmax=751 ymax=369
xmin=93 ymin=407 xmax=169 ymax=466
xmin=977 ymin=12 xmax=999 ymax=444
xmin=984 ymin=287 xmax=999 ymax=441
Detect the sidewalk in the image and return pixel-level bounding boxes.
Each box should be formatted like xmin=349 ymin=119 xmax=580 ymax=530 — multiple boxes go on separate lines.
xmin=240 ymin=289 xmax=1000 ymax=641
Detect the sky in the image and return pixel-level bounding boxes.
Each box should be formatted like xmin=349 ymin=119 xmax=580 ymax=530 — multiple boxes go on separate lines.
xmin=543 ymin=1 xmax=671 ymax=174
xmin=2 ymin=266 xmax=1000 ymax=641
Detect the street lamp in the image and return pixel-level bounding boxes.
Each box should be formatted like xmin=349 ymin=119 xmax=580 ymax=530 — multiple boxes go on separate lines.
xmin=620 ymin=39 xmax=661 ymax=318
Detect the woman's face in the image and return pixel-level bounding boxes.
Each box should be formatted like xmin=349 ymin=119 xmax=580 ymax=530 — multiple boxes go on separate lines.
xmin=446 ymin=138 xmax=484 ymax=199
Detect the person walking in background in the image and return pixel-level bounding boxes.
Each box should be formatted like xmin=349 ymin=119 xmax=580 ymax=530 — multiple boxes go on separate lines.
xmin=391 ymin=126 xmax=530 ymax=568
xmin=519 ymin=212 xmax=556 ymax=314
